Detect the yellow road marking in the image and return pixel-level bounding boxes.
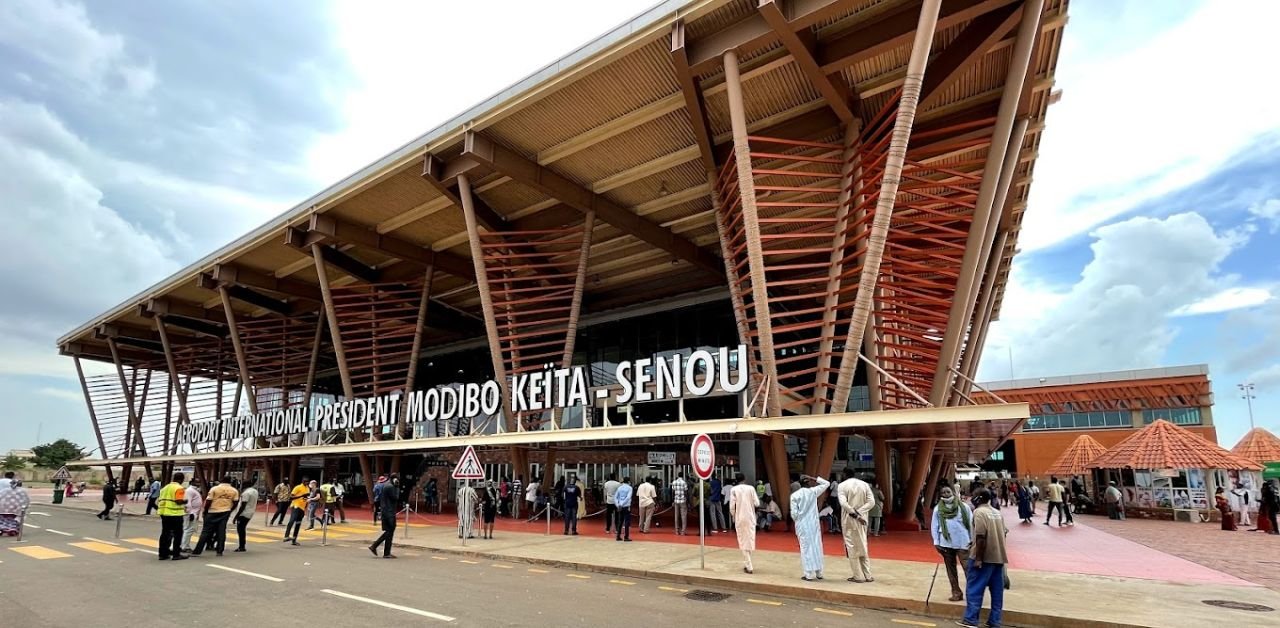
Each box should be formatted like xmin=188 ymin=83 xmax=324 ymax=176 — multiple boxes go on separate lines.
xmin=814 ymin=608 xmax=854 ymax=617
xmin=431 ymin=556 xmax=449 ymax=561
xmin=658 ymin=586 xmax=689 ymax=593
xmin=122 ymin=537 xmax=156 ymax=547
xmin=527 ymin=568 xmax=550 ymax=573
xmin=459 ymin=559 xmax=479 ymax=564
xmin=81 ymin=537 xmax=119 ymax=545
xmin=891 ymin=620 xmax=936 ymax=627
xmin=566 ymin=574 xmax=591 ymax=579
xmin=747 ymin=599 xmax=783 ymax=606
xmin=9 ymin=546 xmax=73 ymax=560
xmin=609 ymin=579 xmax=635 ymax=585
xmin=491 ymin=564 xmax=513 ymax=569
xmin=69 ymin=541 xmax=132 ymax=555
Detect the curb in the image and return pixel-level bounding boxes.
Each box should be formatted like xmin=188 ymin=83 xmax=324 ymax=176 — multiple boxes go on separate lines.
xmin=385 ymin=539 xmax=1144 ymax=628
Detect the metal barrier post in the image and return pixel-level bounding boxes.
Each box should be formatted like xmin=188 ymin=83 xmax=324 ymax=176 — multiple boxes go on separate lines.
xmin=321 ymin=507 xmax=329 ymax=546
xmin=114 ymin=502 xmax=124 ymax=539
xmin=16 ymin=507 xmax=26 ymax=542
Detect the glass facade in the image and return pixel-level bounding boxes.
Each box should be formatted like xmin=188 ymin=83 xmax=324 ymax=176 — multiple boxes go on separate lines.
xmin=1141 ymin=407 xmax=1202 ymax=426
xmin=1023 ymin=410 xmax=1130 ymax=431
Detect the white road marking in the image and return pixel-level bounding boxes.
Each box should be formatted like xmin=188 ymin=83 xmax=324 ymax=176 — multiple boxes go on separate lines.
xmin=132 ymin=548 xmax=158 ymax=555
xmin=206 ymin=564 xmax=284 ymax=582
xmin=45 ymin=529 xmax=74 ymax=536
xmin=23 ymin=522 xmax=41 ymax=529
xmin=321 ymin=589 xmax=455 ymax=622
xmin=82 ymin=537 xmax=120 ymax=545
xmin=29 ymin=512 xmax=52 ymax=517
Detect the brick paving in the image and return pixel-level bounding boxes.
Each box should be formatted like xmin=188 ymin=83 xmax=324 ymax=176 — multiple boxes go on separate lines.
xmin=1084 ymin=513 xmax=1280 ymax=591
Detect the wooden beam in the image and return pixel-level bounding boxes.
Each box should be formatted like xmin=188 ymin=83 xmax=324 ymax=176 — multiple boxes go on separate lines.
xmin=210 ymin=263 xmax=321 ymax=302
xmin=817 ymin=0 xmax=1017 ymax=74
xmin=420 ymin=154 xmax=510 ymax=231
xmin=460 ymin=131 xmax=724 ymax=280
xmin=758 ymin=0 xmax=857 ymax=124
xmin=685 ymin=0 xmax=854 ymax=72
xmin=671 ymin=20 xmax=718 ymax=172
xmin=285 ymin=228 xmax=381 ymax=283
xmin=919 ymin=1 xmax=1022 ymax=110
xmin=308 ymin=214 xmax=477 ymax=281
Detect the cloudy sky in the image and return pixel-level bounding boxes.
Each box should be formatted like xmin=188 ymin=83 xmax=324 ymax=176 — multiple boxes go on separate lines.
xmin=0 ymin=0 xmax=1275 ymax=455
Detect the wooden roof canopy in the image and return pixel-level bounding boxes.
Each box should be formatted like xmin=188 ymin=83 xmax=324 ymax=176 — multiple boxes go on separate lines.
xmin=58 ymin=0 xmax=1070 ymax=377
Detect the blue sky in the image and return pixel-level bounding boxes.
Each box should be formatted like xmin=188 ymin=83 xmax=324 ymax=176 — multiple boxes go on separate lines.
xmin=0 ymin=1 xmax=1275 ymax=454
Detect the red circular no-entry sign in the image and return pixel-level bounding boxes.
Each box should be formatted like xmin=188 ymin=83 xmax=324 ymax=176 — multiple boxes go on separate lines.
xmin=690 ymin=433 xmax=715 ymax=480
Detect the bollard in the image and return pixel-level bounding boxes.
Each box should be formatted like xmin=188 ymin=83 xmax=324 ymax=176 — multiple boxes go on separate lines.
xmin=114 ymin=502 xmax=124 ymax=539
xmin=16 ymin=507 xmax=26 ymax=542
xmin=321 ymin=507 xmax=329 ymax=546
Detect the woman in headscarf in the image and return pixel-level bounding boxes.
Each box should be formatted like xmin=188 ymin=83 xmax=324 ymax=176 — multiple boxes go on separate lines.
xmin=1016 ymin=480 xmax=1034 ymax=524
xmin=481 ymin=481 xmax=498 ymax=539
xmin=930 ymin=485 xmax=973 ymax=602
xmin=0 ymin=479 xmax=32 ymax=537
xmin=1215 ymin=487 xmax=1236 ymax=531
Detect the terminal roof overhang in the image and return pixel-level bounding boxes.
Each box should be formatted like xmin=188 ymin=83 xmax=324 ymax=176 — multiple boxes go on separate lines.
xmin=58 ymin=0 xmax=1068 ymax=371
xmin=77 ymin=401 xmax=1031 ymax=465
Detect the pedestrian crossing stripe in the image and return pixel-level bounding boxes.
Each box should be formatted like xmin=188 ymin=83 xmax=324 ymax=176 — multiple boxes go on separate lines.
xmin=69 ymin=541 xmax=133 ymax=555
xmin=451 ymin=445 xmax=485 ymax=480
xmin=123 ymin=537 xmax=157 ymax=547
xmin=9 ymin=546 xmax=72 ymax=560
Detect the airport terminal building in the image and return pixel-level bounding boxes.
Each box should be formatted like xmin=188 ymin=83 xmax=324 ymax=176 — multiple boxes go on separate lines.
xmin=60 ymin=0 xmax=1069 ymax=521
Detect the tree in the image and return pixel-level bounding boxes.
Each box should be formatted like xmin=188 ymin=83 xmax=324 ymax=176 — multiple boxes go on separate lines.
xmin=31 ymin=439 xmax=86 ymax=470
xmin=2 ymin=454 xmax=25 ymax=471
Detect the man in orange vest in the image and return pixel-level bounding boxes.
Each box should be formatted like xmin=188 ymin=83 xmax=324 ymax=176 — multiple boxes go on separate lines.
xmin=156 ymin=472 xmax=189 ymax=560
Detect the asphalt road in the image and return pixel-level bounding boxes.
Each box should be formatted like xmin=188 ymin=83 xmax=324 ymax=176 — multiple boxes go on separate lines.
xmin=2 ymin=506 xmax=944 ymax=627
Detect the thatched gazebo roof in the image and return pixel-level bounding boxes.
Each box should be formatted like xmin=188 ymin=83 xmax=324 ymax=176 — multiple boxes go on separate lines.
xmin=1089 ymin=420 xmax=1262 ymax=471
xmin=1045 ymin=434 xmax=1108 ymax=476
xmin=1231 ymin=427 xmax=1280 ymax=466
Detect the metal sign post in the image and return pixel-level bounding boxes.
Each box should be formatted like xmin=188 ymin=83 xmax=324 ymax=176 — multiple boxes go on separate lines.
xmin=690 ymin=433 xmax=715 ymax=571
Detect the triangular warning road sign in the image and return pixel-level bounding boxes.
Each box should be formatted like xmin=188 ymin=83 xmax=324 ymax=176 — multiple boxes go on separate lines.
xmin=451 ymin=445 xmax=485 ymax=480
xmin=51 ymin=466 xmax=72 ymax=481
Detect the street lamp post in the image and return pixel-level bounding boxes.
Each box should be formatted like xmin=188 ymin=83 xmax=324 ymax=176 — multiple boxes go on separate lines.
xmin=1238 ymin=383 xmax=1256 ymax=430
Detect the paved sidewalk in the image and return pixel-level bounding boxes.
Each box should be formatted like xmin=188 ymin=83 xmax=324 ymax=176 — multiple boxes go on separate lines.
xmin=43 ymin=490 xmax=1280 ymax=627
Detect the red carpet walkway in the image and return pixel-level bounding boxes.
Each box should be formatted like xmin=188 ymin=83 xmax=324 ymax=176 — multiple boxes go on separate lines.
xmin=379 ymin=503 xmax=1254 ymax=587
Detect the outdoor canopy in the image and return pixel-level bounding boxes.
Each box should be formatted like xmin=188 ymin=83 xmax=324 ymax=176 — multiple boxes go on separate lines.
xmin=1229 ymin=427 xmax=1280 ymax=466
xmin=1089 ymin=419 xmax=1262 ymax=471
xmin=1044 ymin=433 xmax=1107 ymax=477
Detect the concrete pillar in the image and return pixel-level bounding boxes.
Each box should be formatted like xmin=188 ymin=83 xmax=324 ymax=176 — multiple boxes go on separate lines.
xmin=738 ymin=435 xmax=757 ymax=484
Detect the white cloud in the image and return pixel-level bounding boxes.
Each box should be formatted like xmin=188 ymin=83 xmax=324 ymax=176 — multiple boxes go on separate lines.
xmin=1249 ymin=364 xmax=1280 ymax=389
xmin=1172 ymin=287 xmax=1274 ymax=316
xmin=981 ymin=212 xmax=1248 ymax=378
xmin=306 ymin=0 xmax=656 ymax=185
xmin=1250 ymin=199 xmax=1280 ymax=233
xmin=35 ymin=387 xmax=84 ymax=403
xmin=0 ymin=0 xmax=156 ymax=96
xmin=1022 ymin=0 xmax=1280 ymax=252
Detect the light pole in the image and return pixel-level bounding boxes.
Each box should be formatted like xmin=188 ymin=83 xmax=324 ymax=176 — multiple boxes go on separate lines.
xmin=1238 ymin=383 xmax=1256 ymax=430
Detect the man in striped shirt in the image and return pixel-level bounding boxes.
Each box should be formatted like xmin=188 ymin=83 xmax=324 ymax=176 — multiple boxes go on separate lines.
xmin=671 ymin=473 xmax=688 ymax=535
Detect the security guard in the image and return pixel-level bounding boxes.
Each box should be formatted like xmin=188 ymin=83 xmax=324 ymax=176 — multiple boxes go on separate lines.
xmin=319 ymin=480 xmax=336 ymax=525
xmin=156 ymin=472 xmax=189 ymax=560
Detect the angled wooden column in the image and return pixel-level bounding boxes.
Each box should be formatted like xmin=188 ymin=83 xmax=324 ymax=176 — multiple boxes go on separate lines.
xmin=154 ymin=317 xmax=190 ymax=458
xmin=559 ymin=211 xmax=595 ymax=368
xmin=106 ymin=338 xmax=148 ymax=458
xmin=309 ymin=245 xmax=354 ymax=401
xmin=457 ymin=173 xmax=515 ymax=430
xmin=833 ymin=0 xmax=943 ymax=408
xmin=73 ymin=356 xmax=114 ymax=482
xmin=712 ymin=185 xmax=753 ymax=374
xmin=816 ymin=429 xmax=841 ymax=478
xmin=872 ymin=436 xmax=891 ymax=507
xmin=162 ymin=369 xmax=174 ymax=458
xmin=898 ymin=439 xmax=936 ymax=525
xmin=724 ymin=48 xmax=780 ymax=418
xmin=218 ymin=286 xmax=259 ymax=414
xmin=813 ymin=124 xmax=861 ymax=414
xmin=922 ymin=452 xmax=948 ymax=524
xmin=931 ymin=0 xmax=1044 ymax=403
xmin=397 ymin=264 xmax=435 ymax=437
xmin=300 ymin=316 xmax=324 ymax=446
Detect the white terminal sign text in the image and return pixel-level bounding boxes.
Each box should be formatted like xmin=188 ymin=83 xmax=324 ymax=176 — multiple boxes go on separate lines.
xmin=177 ymin=345 xmax=749 ymax=445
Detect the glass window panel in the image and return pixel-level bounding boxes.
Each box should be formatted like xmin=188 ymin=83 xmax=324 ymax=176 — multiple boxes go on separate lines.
xmin=1045 ymin=415 xmax=1060 ymax=429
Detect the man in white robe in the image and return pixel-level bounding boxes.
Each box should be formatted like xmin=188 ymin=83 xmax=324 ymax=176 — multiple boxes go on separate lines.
xmin=457 ymin=481 xmax=478 ymax=539
xmin=837 ymin=468 xmax=875 ymax=582
xmin=1230 ymin=482 xmax=1252 ymax=527
xmin=728 ymin=474 xmax=760 ymax=573
xmin=789 ymin=474 xmax=830 ymax=581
